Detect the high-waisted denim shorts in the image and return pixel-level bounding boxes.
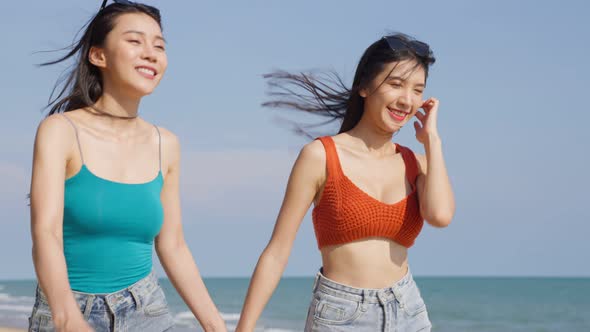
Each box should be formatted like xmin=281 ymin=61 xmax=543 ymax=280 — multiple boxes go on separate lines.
xmin=28 ymin=272 xmax=175 ymax=332
xmin=305 ymin=268 xmax=432 ymax=331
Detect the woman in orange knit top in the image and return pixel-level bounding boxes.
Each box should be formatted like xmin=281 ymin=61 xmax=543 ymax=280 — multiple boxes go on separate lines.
xmin=236 ymin=33 xmax=455 ymax=332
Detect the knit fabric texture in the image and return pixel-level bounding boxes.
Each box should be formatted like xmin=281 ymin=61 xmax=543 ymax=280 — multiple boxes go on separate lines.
xmin=312 ymin=136 xmax=424 ymax=249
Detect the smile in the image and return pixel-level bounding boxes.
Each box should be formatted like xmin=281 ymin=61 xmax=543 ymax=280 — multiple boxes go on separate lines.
xmin=387 ymin=108 xmax=408 ymax=122
xmin=136 ymin=66 xmax=157 ymax=79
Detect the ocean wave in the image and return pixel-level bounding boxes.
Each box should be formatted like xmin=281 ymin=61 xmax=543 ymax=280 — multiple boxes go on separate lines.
xmin=207 ymin=325 xmax=293 ymax=332
xmin=173 ymin=311 xmax=196 ymax=327
xmin=240 ymin=325 xmax=298 ymax=332
xmin=0 ymin=292 xmax=35 ymax=303
xmin=0 ymin=304 xmax=32 ymax=313
xmin=220 ymin=312 xmax=240 ymax=321
xmin=174 ymin=311 xmax=240 ymax=321
xmin=174 ymin=311 xmax=194 ymax=319
xmin=0 ymin=292 xmax=35 ymax=315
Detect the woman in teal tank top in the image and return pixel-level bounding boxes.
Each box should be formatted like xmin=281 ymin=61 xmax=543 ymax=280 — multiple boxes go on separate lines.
xmin=29 ymin=1 xmax=226 ymax=331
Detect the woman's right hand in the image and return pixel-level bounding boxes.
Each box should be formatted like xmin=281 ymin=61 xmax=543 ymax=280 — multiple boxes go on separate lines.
xmin=54 ymin=312 xmax=94 ymax=332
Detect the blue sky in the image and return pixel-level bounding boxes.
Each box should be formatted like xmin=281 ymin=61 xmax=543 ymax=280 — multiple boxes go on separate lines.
xmin=1 ymin=0 xmax=589 ymax=279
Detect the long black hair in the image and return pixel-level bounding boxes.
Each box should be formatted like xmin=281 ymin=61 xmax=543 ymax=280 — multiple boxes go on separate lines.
xmin=263 ymin=33 xmax=436 ymax=137
xmin=41 ymin=2 xmax=161 ymax=116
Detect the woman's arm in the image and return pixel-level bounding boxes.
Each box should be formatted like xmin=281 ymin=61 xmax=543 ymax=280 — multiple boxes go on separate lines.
xmin=30 ymin=115 xmax=93 ymax=331
xmin=154 ymin=129 xmax=226 ymax=332
xmin=235 ymin=140 xmax=325 ymax=332
xmin=414 ymin=98 xmax=455 ymax=227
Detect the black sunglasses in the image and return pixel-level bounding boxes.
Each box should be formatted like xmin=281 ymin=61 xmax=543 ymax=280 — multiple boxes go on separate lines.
xmin=382 ymin=36 xmax=431 ymax=58
xmin=100 ymin=0 xmax=134 ymax=10
xmin=99 ymin=0 xmax=160 ymax=16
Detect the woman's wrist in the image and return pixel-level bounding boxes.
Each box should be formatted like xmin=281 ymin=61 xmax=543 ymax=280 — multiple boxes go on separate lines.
xmin=202 ymin=315 xmax=228 ymax=332
xmin=423 ymin=133 xmax=442 ymax=149
xmin=235 ymin=321 xmax=255 ymax=332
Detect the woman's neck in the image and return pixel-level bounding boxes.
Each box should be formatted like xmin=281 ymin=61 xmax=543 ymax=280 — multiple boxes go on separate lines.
xmin=94 ymin=89 xmax=141 ymax=119
xmin=86 ymin=90 xmax=143 ymax=135
xmin=346 ymin=119 xmax=397 ymax=156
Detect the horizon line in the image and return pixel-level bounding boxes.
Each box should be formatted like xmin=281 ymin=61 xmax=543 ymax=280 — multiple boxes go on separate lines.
xmin=1 ymin=274 xmax=590 ymax=282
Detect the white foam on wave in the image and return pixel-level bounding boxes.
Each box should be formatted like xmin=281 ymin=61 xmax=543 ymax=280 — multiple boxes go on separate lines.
xmin=173 ymin=311 xmax=196 ymax=327
xmin=0 ymin=292 xmax=35 ymax=302
xmin=173 ymin=311 xmax=295 ymax=331
xmin=220 ymin=312 xmax=240 ymax=321
xmin=252 ymin=328 xmax=297 ymax=332
xmin=0 ymin=304 xmax=32 ymax=313
xmin=0 ymin=292 xmax=35 ymax=316
xmin=174 ymin=310 xmax=240 ymax=323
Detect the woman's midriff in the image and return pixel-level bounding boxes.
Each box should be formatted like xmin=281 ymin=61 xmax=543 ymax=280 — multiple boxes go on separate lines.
xmin=320 ymin=237 xmax=409 ymax=289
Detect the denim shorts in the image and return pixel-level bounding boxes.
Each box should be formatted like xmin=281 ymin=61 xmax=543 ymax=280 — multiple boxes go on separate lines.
xmin=28 ymin=272 xmax=175 ymax=332
xmin=304 ymin=268 xmax=432 ymax=331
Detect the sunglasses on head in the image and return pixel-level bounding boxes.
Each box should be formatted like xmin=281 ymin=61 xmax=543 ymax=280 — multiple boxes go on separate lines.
xmin=382 ymin=36 xmax=431 ymax=58
xmin=100 ymin=0 xmax=135 ymax=10
xmin=99 ymin=0 xmax=160 ymax=16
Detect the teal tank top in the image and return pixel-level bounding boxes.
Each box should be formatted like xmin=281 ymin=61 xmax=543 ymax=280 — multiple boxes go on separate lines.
xmin=61 ymin=114 xmax=164 ymax=293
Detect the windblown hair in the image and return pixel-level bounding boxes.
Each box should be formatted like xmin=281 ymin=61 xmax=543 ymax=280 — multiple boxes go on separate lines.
xmin=263 ymin=33 xmax=435 ymax=137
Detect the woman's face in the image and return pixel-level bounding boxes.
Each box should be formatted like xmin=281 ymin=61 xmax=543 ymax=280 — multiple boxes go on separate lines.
xmin=91 ymin=13 xmax=167 ymax=98
xmin=360 ymin=59 xmax=426 ymax=134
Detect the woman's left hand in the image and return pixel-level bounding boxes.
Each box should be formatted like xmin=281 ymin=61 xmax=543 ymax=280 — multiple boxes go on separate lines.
xmin=414 ymin=97 xmax=440 ymax=144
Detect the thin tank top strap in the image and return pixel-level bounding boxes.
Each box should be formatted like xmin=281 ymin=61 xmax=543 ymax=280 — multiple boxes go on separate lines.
xmin=60 ymin=113 xmax=85 ymax=165
xmin=395 ymin=144 xmax=420 ymax=189
xmin=316 ymin=136 xmax=344 ymax=179
xmin=153 ymin=125 xmax=162 ymax=172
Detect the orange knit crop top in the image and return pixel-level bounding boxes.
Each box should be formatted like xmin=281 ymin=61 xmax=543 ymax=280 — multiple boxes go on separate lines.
xmin=312 ymin=136 xmax=424 ymax=249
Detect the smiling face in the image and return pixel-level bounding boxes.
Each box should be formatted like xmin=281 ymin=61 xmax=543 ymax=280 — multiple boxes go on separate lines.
xmin=359 ymin=59 xmax=426 ymax=134
xmin=89 ymin=12 xmax=167 ymax=98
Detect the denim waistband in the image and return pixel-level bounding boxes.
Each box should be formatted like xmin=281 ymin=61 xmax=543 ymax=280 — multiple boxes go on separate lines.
xmin=312 ymin=268 xmax=415 ymax=305
xmin=36 ymin=271 xmax=160 ymax=316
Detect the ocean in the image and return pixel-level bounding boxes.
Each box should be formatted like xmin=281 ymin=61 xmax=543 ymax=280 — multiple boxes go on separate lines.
xmin=1 ymin=276 xmax=589 ymax=331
